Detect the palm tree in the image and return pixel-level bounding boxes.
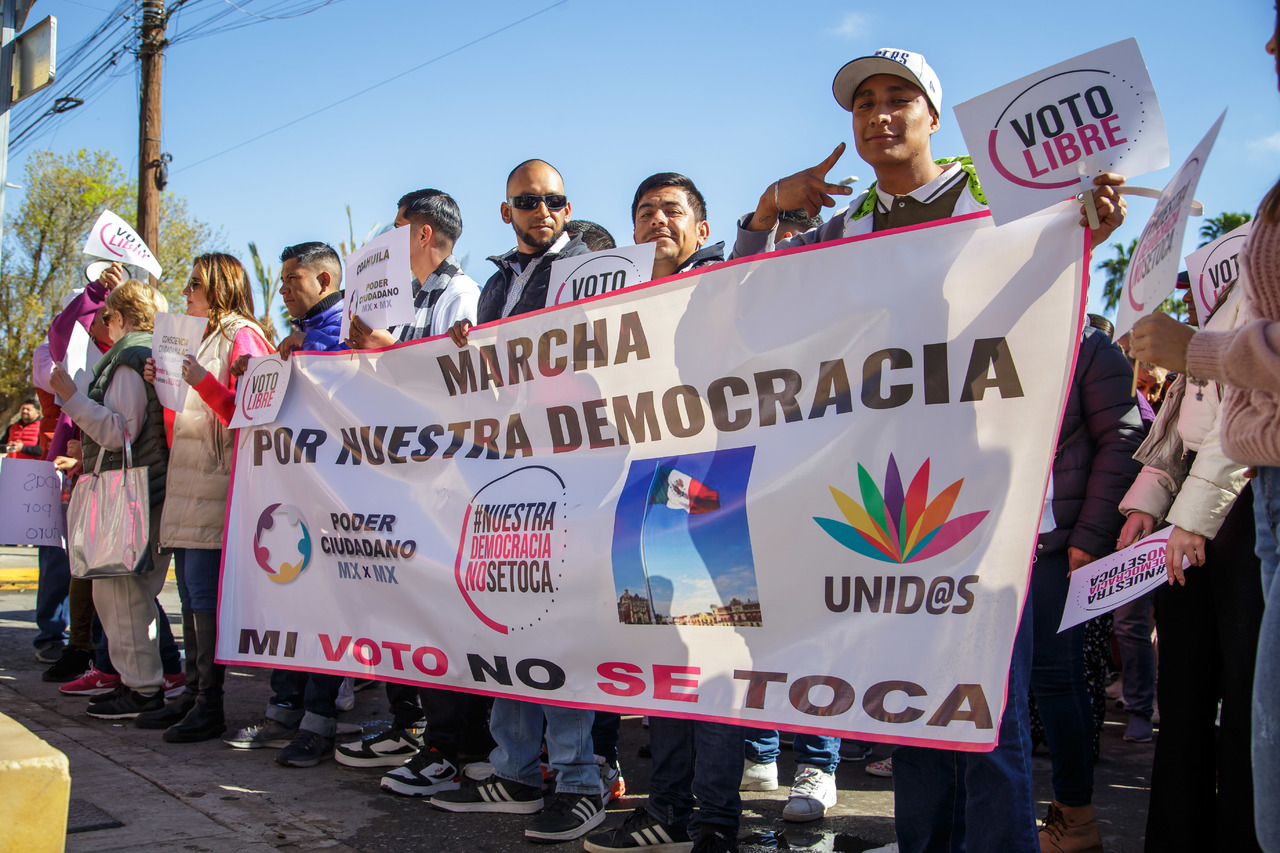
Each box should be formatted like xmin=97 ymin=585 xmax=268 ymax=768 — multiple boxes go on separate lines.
xmin=1096 ymin=237 xmax=1186 ymax=321
xmin=1097 ymin=238 xmax=1137 ymax=312
xmin=1198 ymin=211 xmax=1252 ymax=247
xmin=247 ymin=241 xmax=279 ymax=344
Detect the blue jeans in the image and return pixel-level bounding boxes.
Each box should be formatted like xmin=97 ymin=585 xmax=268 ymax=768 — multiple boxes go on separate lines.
xmin=893 ymin=585 xmax=1037 ymax=853
xmin=744 ymin=729 xmax=840 ymax=774
xmin=1030 ymin=547 xmax=1095 ymax=806
xmin=1112 ymin=590 xmax=1156 ymax=719
xmin=1251 ymin=466 xmax=1280 ymax=853
xmin=489 ymin=698 xmax=598 ymax=795
xmin=173 ymin=548 xmax=220 ymax=613
xmin=33 ymin=545 xmax=70 ymax=649
xmin=648 ymin=717 xmax=744 ymax=834
xmin=266 ymin=669 xmax=343 ymax=737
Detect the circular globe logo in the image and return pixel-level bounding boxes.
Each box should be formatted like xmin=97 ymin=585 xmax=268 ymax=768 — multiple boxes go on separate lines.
xmin=253 ymin=503 xmax=312 ymax=584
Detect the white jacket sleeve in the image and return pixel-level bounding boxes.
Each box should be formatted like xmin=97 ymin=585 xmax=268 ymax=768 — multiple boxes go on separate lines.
xmin=31 ymin=343 xmax=54 ymax=393
xmin=1165 ymin=414 xmax=1249 ymax=538
xmin=1119 ymin=465 xmax=1178 ymax=522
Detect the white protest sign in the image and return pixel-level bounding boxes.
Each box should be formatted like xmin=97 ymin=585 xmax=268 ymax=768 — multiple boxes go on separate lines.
xmin=58 ymin=323 xmax=103 ymax=404
xmin=82 ymin=209 xmax=163 ymax=280
xmin=152 ymin=313 xmax=207 ymax=412
xmin=546 ymin=243 xmax=657 ymax=308
xmin=955 ymin=38 xmax=1168 ymax=226
xmin=1185 ymin=219 xmax=1252 ymax=321
xmin=340 ymin=226 xmax=413 ymax=342
xmin=0 ymin=459 xmax=64 ymax=547
xmin=229 ymin=354 xmax=293 ymax=430
xmin=1059 ymin=528 xmax=1180 ymax=631
xmin=1114 ymin=111 xmax=1226 ymax=339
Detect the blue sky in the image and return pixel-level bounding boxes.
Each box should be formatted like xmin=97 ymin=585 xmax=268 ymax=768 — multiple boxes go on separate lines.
xmin=8 ymin=1 xmax=1276 ymax=328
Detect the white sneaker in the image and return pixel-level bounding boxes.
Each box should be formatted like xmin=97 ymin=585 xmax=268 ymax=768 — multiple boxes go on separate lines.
xmin=783 ymin=766 xmax=837 ymax=822
xmin=335 ymin=677 xmax=355 ymax=712
xmin=740 ymin=759 xmax=779 ymax=791
xmin=596 ymin=754 xmax=625 ymax=803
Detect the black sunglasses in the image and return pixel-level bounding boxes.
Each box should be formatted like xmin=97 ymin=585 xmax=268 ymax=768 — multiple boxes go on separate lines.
xmin=508 ymin=194 xmax=568 ymax=211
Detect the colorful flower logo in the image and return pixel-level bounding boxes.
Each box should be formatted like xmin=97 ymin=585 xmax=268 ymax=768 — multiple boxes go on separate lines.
xmin=253 ymin=503 xmax=312 ymax=584
xmin=814 ymin=455 xmax=988 ymax=564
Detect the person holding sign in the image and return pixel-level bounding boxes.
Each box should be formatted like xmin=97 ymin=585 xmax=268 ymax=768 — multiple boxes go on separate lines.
xmin=223 ymin=242 xmax=347 ymax=768
xmin=447 ymin=160 xmax=591 ymax=349
xmin=136 ymin=254 xmax=273 ymax=743
xmin=729 ymin=49 xmax=1126 ymax=258
xmin=48 ymin=279 xmax=173 ymax=721
xmin=1117 ymin=282 xmax=1263 ymax=853
xmin=436 ymin=160 xmax=604 ymax=844
xmin=728 ymin=47 xmax=1135 ymax=853
xmin=339 ymin=189 xmax=484 ymax=792
xmin=586 ymin=174 xmax=742 ymax=853
xmin=346 ymin=189 xmax=480 ymax=350
xmin=632 ymin=172 xmax=725 ymax=280
xmin=1128 ymin=18 xmax=1280 ymax=851
xmin=276 ymin=242 xmax=347 ymax=359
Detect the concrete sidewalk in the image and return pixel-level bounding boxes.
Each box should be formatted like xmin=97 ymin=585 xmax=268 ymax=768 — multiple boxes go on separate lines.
xmin=0 ymin=577 xmax=1157 ymax=852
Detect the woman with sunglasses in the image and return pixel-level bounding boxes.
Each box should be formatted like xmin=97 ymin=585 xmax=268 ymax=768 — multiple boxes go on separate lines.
xmin=137 ymin=253 xmax=274 ymax=742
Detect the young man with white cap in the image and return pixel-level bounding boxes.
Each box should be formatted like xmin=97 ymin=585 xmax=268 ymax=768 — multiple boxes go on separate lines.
xmin=731 ymin=48 xmax=1129 ymax=853
xmin=732 ymin=47 xmax=1123 ymax=255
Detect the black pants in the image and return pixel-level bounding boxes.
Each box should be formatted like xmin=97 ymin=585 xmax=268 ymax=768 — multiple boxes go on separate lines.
xmin=1145 ymin=487 xmax=1265 ymax=853
xmin=387 ymin=683 xmax=491 ymax=763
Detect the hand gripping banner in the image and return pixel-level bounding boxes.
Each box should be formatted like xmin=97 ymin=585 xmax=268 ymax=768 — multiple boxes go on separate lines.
xmin=219 ymin=202 xmax=1087 ymax=751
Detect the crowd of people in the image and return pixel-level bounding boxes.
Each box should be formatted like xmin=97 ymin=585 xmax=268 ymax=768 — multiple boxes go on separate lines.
xmin=5 ymin=28 xmax=1278 ymax=853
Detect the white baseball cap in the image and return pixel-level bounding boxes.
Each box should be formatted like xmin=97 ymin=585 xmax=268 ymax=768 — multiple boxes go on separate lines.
xmin=832 ymin=48 xmax=942 ymax=115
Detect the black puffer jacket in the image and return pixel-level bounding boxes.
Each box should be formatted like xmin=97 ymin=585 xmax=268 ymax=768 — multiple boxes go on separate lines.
xmin=479 ymin=233 xmax=590 ymax=322
xmin=1039 ymin=326 xmax=1146 ymax=557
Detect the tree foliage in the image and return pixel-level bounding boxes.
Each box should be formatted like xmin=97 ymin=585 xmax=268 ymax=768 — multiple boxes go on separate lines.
xmin=1198 ymin=211 xmax=1252 ymax=247
xmin=246 ymin=241 xmax=279 ymax=344
xmin=0 ymin=148 xmax=224 ymax=415
xmin=1095 ymin=237 xmax=1185 ymax=321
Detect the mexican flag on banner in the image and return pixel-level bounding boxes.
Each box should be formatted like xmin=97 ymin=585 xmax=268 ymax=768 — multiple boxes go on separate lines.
xmin=650 ymin=466 xmax=720 ymax=514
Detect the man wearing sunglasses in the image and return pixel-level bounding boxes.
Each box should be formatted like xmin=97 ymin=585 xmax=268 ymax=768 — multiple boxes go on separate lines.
xmin=447 ymin=159 xmax=590 ymax=348
xmin=436 ymin=159 xmax=603 ymax=843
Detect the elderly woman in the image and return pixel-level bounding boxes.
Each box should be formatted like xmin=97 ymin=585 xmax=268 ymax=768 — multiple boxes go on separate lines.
xmin=50 ymin=278 xmax=171 ymax=720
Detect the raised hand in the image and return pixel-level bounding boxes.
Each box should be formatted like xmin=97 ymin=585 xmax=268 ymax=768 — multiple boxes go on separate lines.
xmin=746 ymin=143 xmax=854 ymax=232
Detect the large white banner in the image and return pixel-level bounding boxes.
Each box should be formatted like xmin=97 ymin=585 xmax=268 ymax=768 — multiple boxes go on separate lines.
xmin=219 ymin=204 xmax=1087 ymax=751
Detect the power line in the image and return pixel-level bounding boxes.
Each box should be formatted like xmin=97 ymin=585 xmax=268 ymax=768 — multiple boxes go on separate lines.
xmin=175 ymin=0 xmax=569 ymax=174
xmin=7 ymin=0 xmax=355 ymax=156
xmin=219 ymin=0 xmax=340 ymax=21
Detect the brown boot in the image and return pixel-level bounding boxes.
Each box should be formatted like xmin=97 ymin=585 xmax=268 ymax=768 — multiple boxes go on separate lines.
xmin=1039 ymin=801 xmax=1103 ymax=853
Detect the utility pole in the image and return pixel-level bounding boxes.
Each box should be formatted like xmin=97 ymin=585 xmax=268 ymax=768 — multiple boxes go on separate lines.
xmin=0 ymin=0 xmax=19 ymax=273
xmin=137 ymin=0 xmax=164 ymax=282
